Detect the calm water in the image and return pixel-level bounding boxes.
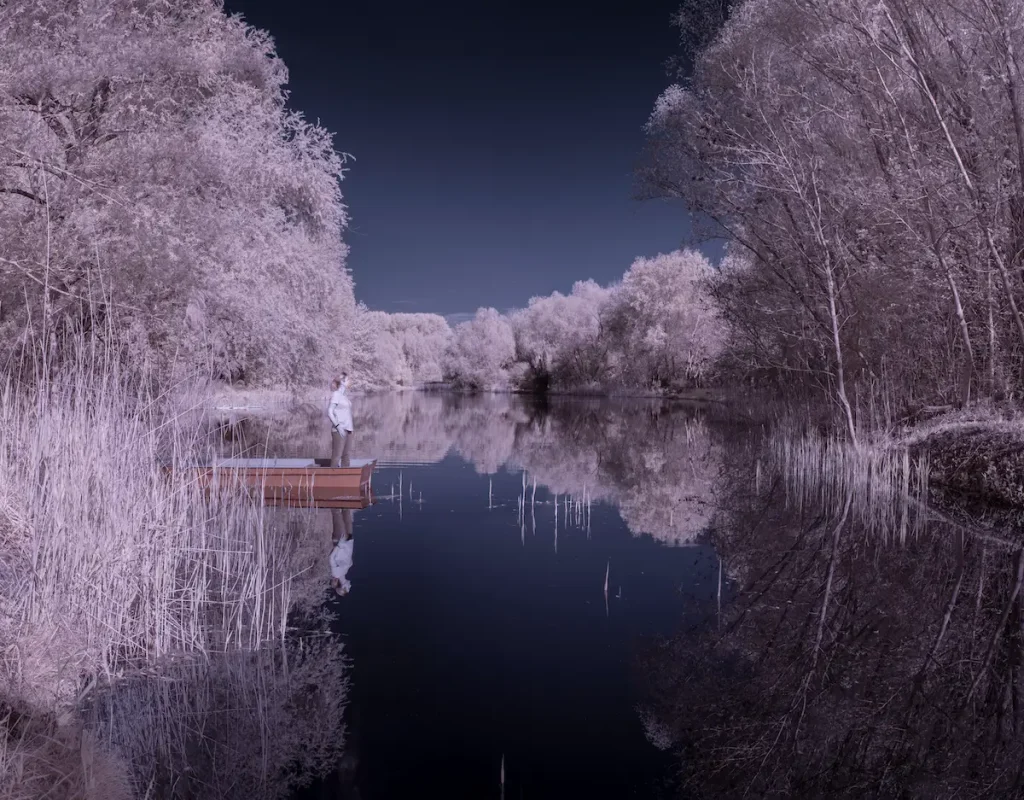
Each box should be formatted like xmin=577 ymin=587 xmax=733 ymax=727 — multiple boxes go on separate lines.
xmin=230 ymin=392 xmax=726 ymax=799
xmin=86 ymin=391 xmax=1021 ymax=797
xmin=314 ymin=457 xmax=715 ymax=798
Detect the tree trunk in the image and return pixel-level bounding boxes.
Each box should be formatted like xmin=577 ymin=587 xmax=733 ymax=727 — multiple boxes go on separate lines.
xmin=995 ymin=0 xmax=1024 ymax=200
xmin=880 ymin=4 xmax=1024 ymax=355
xmin=989 ymin=262 xmax=1000 ymax=394
xmin=824 ymin=255 xmax=857 ymax=444
xmin=927 ymin=216 xmax=974 ymax=407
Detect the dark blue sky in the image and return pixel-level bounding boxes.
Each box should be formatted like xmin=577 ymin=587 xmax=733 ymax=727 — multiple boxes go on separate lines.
xmin=224 ymin=0 xmax=694 ymax=320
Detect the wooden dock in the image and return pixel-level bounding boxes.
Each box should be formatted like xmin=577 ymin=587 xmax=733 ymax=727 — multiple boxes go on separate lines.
xmin=195 ymin=457 xmax=376 ymax=507
xmin=263 ymin=486 xmax=375 ymax=509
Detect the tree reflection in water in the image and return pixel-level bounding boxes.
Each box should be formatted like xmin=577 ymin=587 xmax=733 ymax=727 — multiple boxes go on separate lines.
xmin=60 ymin=393 xmax=729 ymax=798
xmin=206 ymin=394 xmax=1024 ymax=795
xmin=79 ymin=494 xmax=352 ymax=798
xmin=85 ymin=632 xmax=346 ymax=799
xmin=639 ymin=425 xmax=1024 ymax=799
xmin=226 ymin=392 xmax=723 ymax=547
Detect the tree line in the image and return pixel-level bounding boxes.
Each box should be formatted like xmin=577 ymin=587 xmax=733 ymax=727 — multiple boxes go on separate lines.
xmin=442 ymin=249 xmax=725 ymax=394
xmin=17 ymin=0 xmax=1011 ymax=424
xmin=0 ymin=1 xmax=729 ymax=398
xmin=0 ymin=0 xmax=362 ymax=385
xmin=642 ymin=0 xmax=1024 ymax=436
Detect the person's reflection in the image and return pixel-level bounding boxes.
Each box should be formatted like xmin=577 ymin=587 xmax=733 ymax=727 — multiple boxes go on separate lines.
xmin=330 ymin=507 xmax=355 ymax=596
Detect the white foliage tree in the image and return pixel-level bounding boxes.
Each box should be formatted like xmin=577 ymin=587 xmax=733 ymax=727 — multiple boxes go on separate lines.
xmin=0 ymin=0 xmax=356 ymax=385
xmin=349 ymin=310 xmax=451 ymax=388
xmin=450 ymin=251 xmax=722 ymax=394
xmin=442 ymin=307 xmax=516 ymax=391
xmin=387 ymin=313 xmax=452 ymax=384
xmin=353 ymin=311 xmax=412 ymax=388
xmin=603 ymin=250 xmax=724 ymax=389
xmin=510 ymin=279 xmax=613 ymax=390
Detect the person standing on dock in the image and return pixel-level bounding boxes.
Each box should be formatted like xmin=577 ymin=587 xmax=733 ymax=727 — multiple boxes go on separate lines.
xmin=328 ymin=372 xmax=354 ymax=468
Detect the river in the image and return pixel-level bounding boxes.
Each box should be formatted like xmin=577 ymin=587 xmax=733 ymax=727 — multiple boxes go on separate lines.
xmin=231 ymin=391 xmax=727 ymax=798
xmin=85 ymin=390 xmax=1016 ymax=798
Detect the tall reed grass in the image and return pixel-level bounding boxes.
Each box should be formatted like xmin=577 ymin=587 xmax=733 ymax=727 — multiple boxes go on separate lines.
xmin=770 ymin=420 xmax=930 ymax=543
xmin=0 ymin=329 xmax=335 ymax=797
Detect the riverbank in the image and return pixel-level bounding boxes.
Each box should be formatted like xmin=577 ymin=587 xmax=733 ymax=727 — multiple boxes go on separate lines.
xmin=901 ymin=409 xmax=1024 ymax=509
xmin=0 ymin=351 xmax=342 ymax=796
xmin=210 ymin=381 xmax=731 ymax=412
xmin=793 ymin=402 xmax=1024 ymax=514
xmin=763 ymin=401 xmax=1024 ymax=543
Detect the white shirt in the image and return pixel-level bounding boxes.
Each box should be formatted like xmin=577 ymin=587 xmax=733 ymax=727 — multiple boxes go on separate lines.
xmin=328 ymin=386 xmax=353 ymax=433
xmin=330 ymin=538 xmax=354 ymax=593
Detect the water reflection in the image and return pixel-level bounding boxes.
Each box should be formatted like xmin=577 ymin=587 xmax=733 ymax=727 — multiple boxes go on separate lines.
xmin=226 ymin=392 xmax=722 ymax=546
xmin=331 ymin=508 xmax=355 ymax=596
xmin=214 ymin=393 xmax=725 ymax=798
xmin=58 ymin=393 xmax=726 ymax=799
xmin=179 ymin=393 xmax=1024 ymax=797
xmin=78 ymin=490 xmax=355 ymax=798
xmin=638 ymin=427 xmax=1024 ymax=798
xmin=85 ymin=632 xmax=347 ymax=799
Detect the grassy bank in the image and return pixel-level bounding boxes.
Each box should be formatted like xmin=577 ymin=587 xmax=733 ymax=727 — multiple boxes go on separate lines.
xmin=895 ymin=407 xmax=1024 ymax=509
xmin=0 ymin=338 xmax=342 ymax=797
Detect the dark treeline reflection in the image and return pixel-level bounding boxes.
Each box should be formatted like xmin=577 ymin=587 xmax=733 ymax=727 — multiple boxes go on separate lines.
xmin=84 ymin=629 xmax=346 ymax=798
xmin=76 ymin=501 xmax=351 ymax=799
xmin=206 ymin=394 xmax=1024 ymax=796
xmin=225 ymin=391 xmax=723 ymax=546
xmin=638 ymin=428 xmax=1024 ymax=799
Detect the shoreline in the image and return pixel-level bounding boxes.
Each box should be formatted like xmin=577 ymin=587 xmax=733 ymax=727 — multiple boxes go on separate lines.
xmin=209 ymin=382 xmax=732 ymax=412
xmin=905 ymin=418 xmax=1024 ymax=510
xmin=208 ymin=384 xmax=1024 ymax=511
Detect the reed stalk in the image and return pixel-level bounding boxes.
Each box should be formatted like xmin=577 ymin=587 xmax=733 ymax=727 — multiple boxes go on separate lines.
xmin=769 ymin=421 xmax=929 ymax=543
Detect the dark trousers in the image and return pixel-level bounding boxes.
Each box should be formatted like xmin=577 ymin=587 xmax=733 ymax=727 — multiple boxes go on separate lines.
xmin=331 ymin=508 xmax=354 ymax=542
xmin=331 ymin=428 xmax=352 ymax=467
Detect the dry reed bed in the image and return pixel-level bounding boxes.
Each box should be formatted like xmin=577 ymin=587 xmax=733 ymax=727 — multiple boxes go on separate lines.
xmin=769 ymin=427 xmax=930 ymax=542
xmin=0 ymin=341 xmax=338 ymax=798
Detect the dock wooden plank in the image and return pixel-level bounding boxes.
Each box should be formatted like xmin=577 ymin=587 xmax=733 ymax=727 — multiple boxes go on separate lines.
xmin=195 ymin=458 xmax=377 ymax=495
